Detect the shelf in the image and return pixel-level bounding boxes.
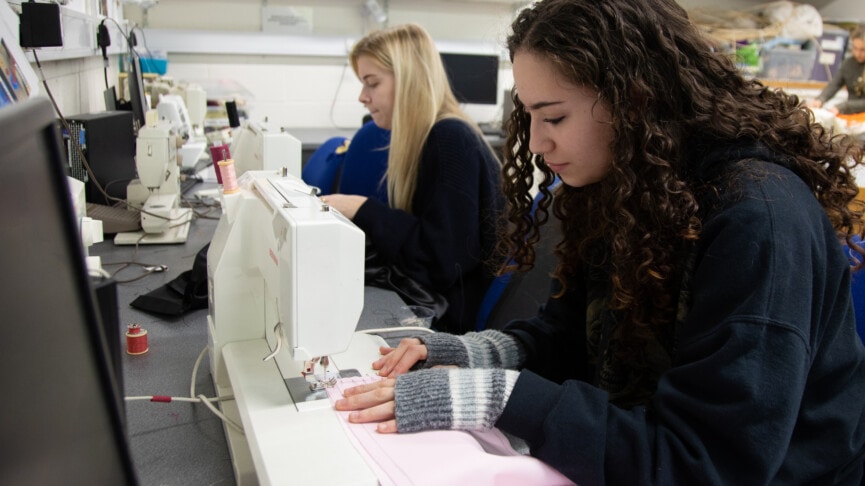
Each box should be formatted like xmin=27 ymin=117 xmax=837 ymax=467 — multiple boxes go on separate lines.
xmin=142 ymin=28 xmax=504 ymax=58
xmin=759 ymin=79 xmax=828 ymax=91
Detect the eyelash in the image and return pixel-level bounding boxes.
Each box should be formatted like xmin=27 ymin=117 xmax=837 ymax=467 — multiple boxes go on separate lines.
xmin=543 ymin=116 xmax=564 ymax=125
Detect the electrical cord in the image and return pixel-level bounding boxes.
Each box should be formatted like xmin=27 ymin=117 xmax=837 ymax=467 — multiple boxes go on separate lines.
xmin=328 ymin=60 xmax=357 ymax=130
xmin=183 ymin=196 xmax=222 ymax=221
xmin=88 ymin=267 xmax=112 ymax=279
xmin=125 ymin=346 xmax=244 ymax=434
xmin=99 ymin=234 xmax=170 ymax=284
xmin=130 ymin=25 xmax=156 ymax=61
xmin=102 ymin=261 xmax=167 ymax=284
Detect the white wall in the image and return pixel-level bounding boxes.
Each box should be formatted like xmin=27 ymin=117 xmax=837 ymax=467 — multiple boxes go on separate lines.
xmin=159 ymin=52 xmax=510 ymax=131
xmin=25 ymin=0 xmax=865 ymax=129
xmin=37 ymin=57 xmax=121 ymax=117
xmin=122 ymin=1 xmax=518 ymax=130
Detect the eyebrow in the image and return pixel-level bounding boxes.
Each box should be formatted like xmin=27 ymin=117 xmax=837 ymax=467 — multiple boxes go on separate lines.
xmin=525 ymin=100 xmax=564 ymax=111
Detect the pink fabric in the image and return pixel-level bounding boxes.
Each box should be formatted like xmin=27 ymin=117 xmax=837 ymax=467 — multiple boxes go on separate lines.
xmin=327 ymin=376 xmax=576 ymax=486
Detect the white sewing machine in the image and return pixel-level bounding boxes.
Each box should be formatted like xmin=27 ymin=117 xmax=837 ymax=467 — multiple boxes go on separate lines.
xmin=115 ymin=114 xmax=193 ymax=245
xmin=156 ymin=92 xmax=208 ymax=169
xmin=67 ymin=176 xmax=104 ymax=273
xmin=207 ymin=169 xmax=385 ymax=485
xmin=230 ymin=120 xmax=302 ymax=178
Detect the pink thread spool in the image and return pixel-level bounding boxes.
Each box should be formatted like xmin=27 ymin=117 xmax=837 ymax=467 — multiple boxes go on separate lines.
xmin=218 ymin=159 xmax=240 ymax=194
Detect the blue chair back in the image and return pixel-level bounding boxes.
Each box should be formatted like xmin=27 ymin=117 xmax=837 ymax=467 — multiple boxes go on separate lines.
xmin=338 ymin=121 xmax=390 ymax=204
xmin=846 ymin=236 xmax=865 ymax=344
xmin=301 ymin=136 xmax=350 ymax=195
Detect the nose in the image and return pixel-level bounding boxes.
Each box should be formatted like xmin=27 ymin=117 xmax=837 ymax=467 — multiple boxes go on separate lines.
xmin=358 ymin=87 xmax=370 ymax=105
xmin=527 ymin=119 xmax=553 ymax=157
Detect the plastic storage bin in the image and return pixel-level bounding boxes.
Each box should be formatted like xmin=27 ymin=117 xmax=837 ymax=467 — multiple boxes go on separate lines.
xmin=139 ymin=56 xmax=168 ymax=75
xmin=760 ymin=47 xmax=817 ymax=81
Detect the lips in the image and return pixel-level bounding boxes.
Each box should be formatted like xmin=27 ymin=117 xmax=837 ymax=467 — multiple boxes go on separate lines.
xmin=545 ymin=161 xmax=566 ymax=173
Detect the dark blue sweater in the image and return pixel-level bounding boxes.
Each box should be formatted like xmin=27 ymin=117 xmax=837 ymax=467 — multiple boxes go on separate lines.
xmin=498 ymin=156 xmax=865 ymax=484
xmin=353 ymin=118 xmax=503 ymax=334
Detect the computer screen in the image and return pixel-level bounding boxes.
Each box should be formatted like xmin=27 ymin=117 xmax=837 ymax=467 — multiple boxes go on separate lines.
xmin=127 ymin=55 xmax=148 ymax=130
xmin=440 ymin=52 xmax=499 ymax=105
xmin=0 ymin=97 xmax=138 ymax=485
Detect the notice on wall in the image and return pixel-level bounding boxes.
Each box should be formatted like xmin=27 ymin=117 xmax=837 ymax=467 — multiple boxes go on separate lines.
xmin=262 ymin=6 xmax=313 ymax=34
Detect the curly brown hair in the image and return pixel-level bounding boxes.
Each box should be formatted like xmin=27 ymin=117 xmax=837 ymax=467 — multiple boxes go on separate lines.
xmin=501 ymin=0 xmax=864 ymax=351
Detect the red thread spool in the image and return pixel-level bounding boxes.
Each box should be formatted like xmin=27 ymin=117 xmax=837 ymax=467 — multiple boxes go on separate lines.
xmin=218 ymin=159 xmax=239 ymax=195
xmin=126 ymin=323 xmax=149 ymax=355
xmin=208 ymin=145 xmax=230 ymax=185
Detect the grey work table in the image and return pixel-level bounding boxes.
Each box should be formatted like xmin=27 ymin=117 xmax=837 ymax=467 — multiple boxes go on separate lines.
xmin=90 ymin=184 xmax=408 ymax=486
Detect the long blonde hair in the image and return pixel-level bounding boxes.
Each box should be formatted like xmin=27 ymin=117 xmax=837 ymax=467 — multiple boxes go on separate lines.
xmin=350 ymin=23 xmax=478 ymax=211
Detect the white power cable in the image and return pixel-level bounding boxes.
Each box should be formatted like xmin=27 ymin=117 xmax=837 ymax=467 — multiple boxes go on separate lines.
xmin=125 ymin=346 xmax=243 ymax=434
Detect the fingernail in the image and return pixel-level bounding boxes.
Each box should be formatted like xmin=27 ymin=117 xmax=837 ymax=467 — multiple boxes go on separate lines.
xmin=335 ymin=399 xmax=345 ymax=408
xmin=349 ymin=412 xmax=359 ymax=422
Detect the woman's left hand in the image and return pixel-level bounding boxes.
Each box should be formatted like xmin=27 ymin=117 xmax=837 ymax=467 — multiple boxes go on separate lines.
xmin=321 ymin=194 xmax=368 ymax=220
xmin=334 ymin=378 xmax=398 ymax=433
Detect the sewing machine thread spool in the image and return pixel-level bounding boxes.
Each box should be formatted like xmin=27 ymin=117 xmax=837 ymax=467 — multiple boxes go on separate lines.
xmin=218 ymin=159 xmax=240 ymax=194
xmin=126 ymin=323 xmax=149 ymax=355
xmin=209 ymin=144 xmax=231 ymax=185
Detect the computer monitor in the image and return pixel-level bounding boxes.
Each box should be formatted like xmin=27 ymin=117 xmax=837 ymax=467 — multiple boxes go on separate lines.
xmin=0 ymin=97 xmax=138 ymax=485
xmin=440 ymin=52 xmax=499 ymax=105
xmin=127 ymin=56 xmax=148 ymax=131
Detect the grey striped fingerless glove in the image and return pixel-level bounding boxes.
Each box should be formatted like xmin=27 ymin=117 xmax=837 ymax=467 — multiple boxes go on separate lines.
xmin=418 ymin=330 xmax=526 ymax=370
xmin=393 ymin=367 xmax=520 ymax=433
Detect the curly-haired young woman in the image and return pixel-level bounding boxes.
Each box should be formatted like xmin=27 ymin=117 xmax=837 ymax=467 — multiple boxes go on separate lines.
xmin=336 ymin=1 xmax=865 ymax=483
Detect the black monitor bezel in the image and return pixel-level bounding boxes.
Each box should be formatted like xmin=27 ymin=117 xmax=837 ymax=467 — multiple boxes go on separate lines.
xmin=0 ymin=97 xmax=138 ymax=485
xmin=127 ymin=55 xmax=147 ymax=129
xmin=440 ymin=52 xmax=499 ymax=105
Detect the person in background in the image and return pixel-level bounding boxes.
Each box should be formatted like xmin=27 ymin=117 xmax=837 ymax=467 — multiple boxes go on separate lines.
xmin=324 ymin=23 xmax=503 ymax=334
xmin=335 ymin=0 xmax=865 ymax=484
xmin=807 ymin=24 xmax=865 ymax=114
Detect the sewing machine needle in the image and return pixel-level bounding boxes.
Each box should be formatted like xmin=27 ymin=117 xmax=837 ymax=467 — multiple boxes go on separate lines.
xmin=321 ymin=356 xmax=329 ymax=381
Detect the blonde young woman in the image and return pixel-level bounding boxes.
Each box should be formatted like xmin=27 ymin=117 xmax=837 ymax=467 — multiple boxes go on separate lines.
xmin=325 ymin=24 xmax=504 ymax=334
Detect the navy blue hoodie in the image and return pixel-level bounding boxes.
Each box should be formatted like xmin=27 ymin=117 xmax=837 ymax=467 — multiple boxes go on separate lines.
xmin=498 ymin=145 xmax=865 ymax=484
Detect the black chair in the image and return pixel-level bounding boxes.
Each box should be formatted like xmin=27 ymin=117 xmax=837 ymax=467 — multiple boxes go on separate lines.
xmin=476 ymin=178 xmax=562 ymax=331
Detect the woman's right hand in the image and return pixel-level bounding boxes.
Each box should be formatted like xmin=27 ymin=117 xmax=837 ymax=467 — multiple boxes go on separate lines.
xmin=373 ymin=338 xmax=428 ymax=377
